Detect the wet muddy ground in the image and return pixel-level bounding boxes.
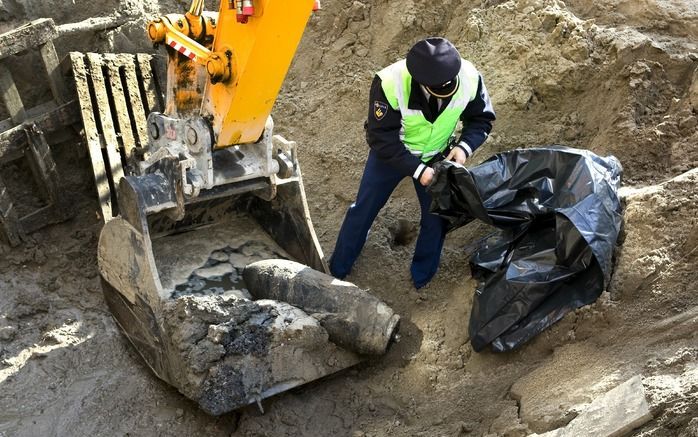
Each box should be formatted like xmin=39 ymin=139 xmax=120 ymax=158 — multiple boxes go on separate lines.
xmin=1 ymin=0 xmax=698 ymax=435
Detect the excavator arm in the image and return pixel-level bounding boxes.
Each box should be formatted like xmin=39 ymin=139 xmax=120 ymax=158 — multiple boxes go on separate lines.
xmin=147 ymin=0 xmax=315 ymax=144
xmin=134 ymin=0 xmax=320 ymax=217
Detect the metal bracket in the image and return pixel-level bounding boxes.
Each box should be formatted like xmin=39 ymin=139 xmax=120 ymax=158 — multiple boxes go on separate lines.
xmin=145 ymin=112 xmax=283 ymax=202
xmin=145 ymin=112 xmax=212 ymax=198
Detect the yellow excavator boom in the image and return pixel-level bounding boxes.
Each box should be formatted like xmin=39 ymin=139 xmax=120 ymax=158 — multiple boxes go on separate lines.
xmin=206 ymin=0 xmax=315 ymax=146
xmin=148 ymin=0 xmax=316 ymax=146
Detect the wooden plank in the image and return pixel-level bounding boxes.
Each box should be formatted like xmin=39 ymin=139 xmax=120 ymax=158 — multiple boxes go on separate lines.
xmin=24 ymin=100 xmax=57 ymax=119
xmin=0 ymin=177 xmax=23 ymax=246
xmin=87 ymin=53 xmax=124 ymax=186
xmin=0 ymin=100 xmax=57 ymax=133
xmin=20 ymin=125 xmax=71 ymax=232
xmin=0 ymin=18 xmax=57 ymax=60
xmin=0 ymin=100 xmax=79 ymax=164
xmin=1 ymin=134 xmax=24 ymax=163
xmin=24 ymin=125 xmax=59 ymax=203
xmin=0 ymin=117 xmax=11 ymax=133
xmin=103 ymin=54 xmax=137 ymax=169
xmin=70 ymin=52 xmax=113 ymax=222
xmin=18 ymin=205 xmax=59 ymax=234
xmin=86 ymin=52 xmax=125 ymax=218
xmin=0 ymin=61 xmax=26 ymax=124
xmin=39 ymin=41 xmax=70 ymax=104
xmin=56 ymin=15 xmax=129 ymax=36
xmin=122 ymin=60 xmax=150 ymax=154
xmin=136 ymin=54 xmax=161 ymax=114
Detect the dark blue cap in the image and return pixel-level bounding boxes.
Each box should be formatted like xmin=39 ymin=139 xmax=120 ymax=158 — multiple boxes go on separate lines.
xmin=406 ymin=37 xmax=462 ymax=87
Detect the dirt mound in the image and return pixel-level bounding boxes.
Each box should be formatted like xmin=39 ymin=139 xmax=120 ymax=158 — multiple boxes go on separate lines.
xmin=1 ymin=0 xmax=697 ymax=436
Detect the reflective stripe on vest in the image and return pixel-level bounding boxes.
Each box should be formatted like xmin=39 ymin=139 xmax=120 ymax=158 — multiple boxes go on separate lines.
xmin=377 ymin=59 xmax=480 ymax=162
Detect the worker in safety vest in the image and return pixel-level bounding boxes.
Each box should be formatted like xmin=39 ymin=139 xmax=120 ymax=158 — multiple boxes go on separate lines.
xmin=329 ymin=37 xmax=496 ymax=289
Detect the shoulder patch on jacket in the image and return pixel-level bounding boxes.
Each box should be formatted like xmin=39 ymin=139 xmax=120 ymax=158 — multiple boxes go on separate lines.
xmin=373 ymin=101 xmax=388 ymax=121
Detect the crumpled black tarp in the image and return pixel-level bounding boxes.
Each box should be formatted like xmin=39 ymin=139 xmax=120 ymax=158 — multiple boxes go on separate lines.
xmin=428 ymin=146 xmax=623 ymax=352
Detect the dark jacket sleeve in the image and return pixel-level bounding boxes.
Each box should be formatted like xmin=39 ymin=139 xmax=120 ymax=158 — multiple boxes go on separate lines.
xmin=457 ymin=73 xmax=496 ymax=155
xmin=365 ymin=75 xmax=424 ymax=178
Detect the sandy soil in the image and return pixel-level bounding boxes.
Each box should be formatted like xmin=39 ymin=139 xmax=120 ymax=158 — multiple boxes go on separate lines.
xmin=1 ymin=0 xmax=697 ymax=436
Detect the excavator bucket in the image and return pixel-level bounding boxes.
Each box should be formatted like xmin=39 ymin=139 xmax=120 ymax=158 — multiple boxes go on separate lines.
xmin=70 ymin=52 xmax=399 ymax=415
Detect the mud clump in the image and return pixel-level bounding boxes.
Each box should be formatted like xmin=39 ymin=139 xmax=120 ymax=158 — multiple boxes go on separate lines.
xmin=163 ymin=295 xmax=273 ymax=414
xmin=161 ymin=293 xmax=359 ymax=415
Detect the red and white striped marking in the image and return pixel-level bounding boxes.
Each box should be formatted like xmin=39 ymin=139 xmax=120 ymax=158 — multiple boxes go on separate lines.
xmin=166 ymin=36 xmax=196 ymax=61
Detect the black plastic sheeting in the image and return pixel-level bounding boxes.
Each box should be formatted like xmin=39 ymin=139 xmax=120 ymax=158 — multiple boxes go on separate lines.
xmin=428 ymin=146 xmax=623 ymax=352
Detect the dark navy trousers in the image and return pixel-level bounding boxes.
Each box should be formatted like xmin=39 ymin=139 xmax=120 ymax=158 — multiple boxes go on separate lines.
xmin=329 ymin=150 xmax=448 ymax=288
